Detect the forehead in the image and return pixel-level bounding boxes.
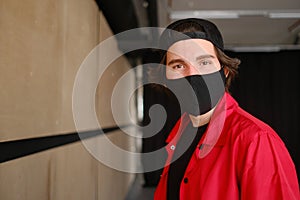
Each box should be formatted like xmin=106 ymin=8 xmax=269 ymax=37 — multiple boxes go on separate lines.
xmin=166 ymin=39 xmax=216 ymax=59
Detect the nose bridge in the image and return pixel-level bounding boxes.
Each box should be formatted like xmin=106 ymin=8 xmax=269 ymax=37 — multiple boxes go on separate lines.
xmin=186 ymin=61 xmax=200 ymax=75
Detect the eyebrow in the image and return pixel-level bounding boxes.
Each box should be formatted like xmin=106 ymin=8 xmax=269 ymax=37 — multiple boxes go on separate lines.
xmin=167 ymin=54 xmax=215 ymax=66
xmin=167 ymin=59 xmax=185 ymax=66
xmin=196 ymin=54 xmax=215 ymax=61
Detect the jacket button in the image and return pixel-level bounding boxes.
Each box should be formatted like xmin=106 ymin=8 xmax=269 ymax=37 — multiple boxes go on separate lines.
xmin=183 ymin=177 xmax=188 ymax=184
xmin=170 ymin=145 xmax=175 ymax=150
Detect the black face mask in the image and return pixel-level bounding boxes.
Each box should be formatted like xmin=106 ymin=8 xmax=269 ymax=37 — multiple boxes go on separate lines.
xmin=165 ymin=68 xmax=226 ymax=116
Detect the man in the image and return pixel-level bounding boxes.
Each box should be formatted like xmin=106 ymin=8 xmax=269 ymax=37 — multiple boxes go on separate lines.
xmin=153 ymin=18 xmax=299 ymax=200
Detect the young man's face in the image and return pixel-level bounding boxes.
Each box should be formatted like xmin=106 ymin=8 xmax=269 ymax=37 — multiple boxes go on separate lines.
xmin=166 ymin=39 xmax=221 ymax=79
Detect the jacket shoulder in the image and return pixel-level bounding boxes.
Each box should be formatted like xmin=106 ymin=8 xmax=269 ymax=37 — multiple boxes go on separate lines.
xmin=227 ymin=106 xmax=282 ymax=145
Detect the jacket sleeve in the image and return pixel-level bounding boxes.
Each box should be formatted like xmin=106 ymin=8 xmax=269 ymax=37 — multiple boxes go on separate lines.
xmin=240 ymin=131 xmax=299 ymax=200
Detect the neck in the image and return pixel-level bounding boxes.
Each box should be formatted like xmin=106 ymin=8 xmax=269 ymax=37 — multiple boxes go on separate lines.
xmin=189 ymin=108 xmax=215 ymax=127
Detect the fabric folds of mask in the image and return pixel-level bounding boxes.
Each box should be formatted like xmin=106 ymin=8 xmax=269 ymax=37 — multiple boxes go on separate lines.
xmin=165 ymin=69 xmax=226 ymax=116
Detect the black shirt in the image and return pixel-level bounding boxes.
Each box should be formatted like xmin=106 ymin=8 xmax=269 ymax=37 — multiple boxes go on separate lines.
xmin=167 ymin=123 xmax=207 ymax=200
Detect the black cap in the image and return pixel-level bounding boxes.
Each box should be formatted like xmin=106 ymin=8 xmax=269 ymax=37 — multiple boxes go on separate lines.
xmin=159 ymin=18 xmax=224 ymax=51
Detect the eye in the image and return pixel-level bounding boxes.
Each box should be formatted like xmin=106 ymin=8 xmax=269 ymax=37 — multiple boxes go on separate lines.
xmin=171 ymin=64 xmax=185 ymax=70
xmin=199 ymin=60 xmax=213 ymax=66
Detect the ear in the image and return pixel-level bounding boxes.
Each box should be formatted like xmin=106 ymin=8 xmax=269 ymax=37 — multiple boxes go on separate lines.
xmin=223 ymin=67 xmax=229 ymax=77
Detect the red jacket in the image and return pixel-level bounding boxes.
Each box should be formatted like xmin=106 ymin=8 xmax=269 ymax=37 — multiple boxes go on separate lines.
xmin=154 ymin=93 xmax=299 ymax=200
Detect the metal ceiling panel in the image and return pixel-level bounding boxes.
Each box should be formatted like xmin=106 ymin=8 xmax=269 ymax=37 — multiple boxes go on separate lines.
xmin=170 ymin=0 xmax=300 ymax=10
xmin=157 ymin=0 xmax=300 ymax=48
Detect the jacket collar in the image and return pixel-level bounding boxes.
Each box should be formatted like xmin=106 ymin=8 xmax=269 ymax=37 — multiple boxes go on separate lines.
xmin=165 ymin=92 xmax=238 ymax=158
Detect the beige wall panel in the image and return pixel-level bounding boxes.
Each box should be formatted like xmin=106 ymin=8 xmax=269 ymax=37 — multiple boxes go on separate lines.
xmin=0 ymin=153 xmax=51 ymax=200
xmin=0 ymin=0 xmax=62 ymax=141
xmin=0 ymin=142 xmax=98 ymax=200
xmin=1 ymin=1 xmax=136 ymax=200
xmin=96 ymin=130 xmax=136 ymax=200
xmin=96 ymin=12 xmax=136 ymax=128
xmin=47 ymin=142 xmax=98 ymax=200
xmin=58 ymin=0 xmax=100 ymax=134
xmin=98 ymin=163 xmax=133 ymax=200
xmin=0 ymin=132 xmax=137 ymax=200
xmin=0 ymin=0 xmax=100 ymax=141
xmin=99 ymin=12 xmax=114 ymax=42
xmin=96 ymin=57 xmax=135 ymax=128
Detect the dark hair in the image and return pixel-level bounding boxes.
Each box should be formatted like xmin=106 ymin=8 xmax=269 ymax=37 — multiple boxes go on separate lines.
xmin=215 ymin=48 xmax=240 ymax=91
